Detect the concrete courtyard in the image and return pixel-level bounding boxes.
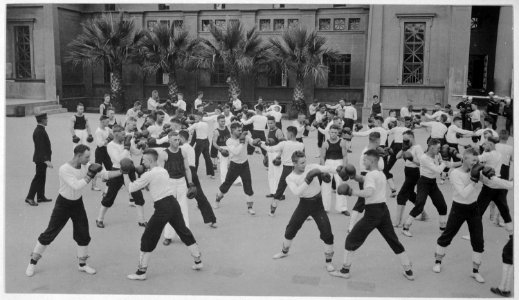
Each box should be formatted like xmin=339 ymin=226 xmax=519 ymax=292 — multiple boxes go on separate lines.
xmin=4 ymin=112 xmax=514 ymax=297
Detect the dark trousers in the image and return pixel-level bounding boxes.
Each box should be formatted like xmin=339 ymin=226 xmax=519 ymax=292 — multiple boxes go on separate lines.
xmin=141 ymin=196 xmax=196 ymax=252
xmin=500 ymin=164 xmax=510 ymax=180
xmin=409 ymin=176 xmax=447 ymax=218
xmin=317 ymin=131 xmax=325 ymax=148
xmin=502 ymin=235 xmax=513 ymax=264
xmin=38 ymin=195 xmax=91 ymax=246
xmin=219 ymin=161 xmax=253 ymax=196
xmin=396 ymin=167 xmax=419 ymax=205
xmin=274 ymin=165 xmax=294 ymax=200
xmin=344 ymin=118 xmax=354 ymax=130
xmin=447 ymin=142 xmax=461 ymax=162
xmin=189 ymin=166 xmax=216 ymax=224
xmin=471 ymin=121 xmax=482 ymax=131
xmin=95 ymin=146 xmax=113 ymax=170
xmin=505 ymin=117 xmax=513 ymax=135
xmin=101 ymin=171 xmax=145 ymax=207
xmin=194 ymin=138 xmax=214 ymax=176
xmin=27 ymin=162 xmax=47 ymax=200
xmin=477 ymin=185 xmax=512 ymax=223
xmin=248 ymin=130 xmax=267 ymax=155
xmin=210 ymin=142 xmax=218 ymax=159
xmin=284 ymin=194 xmax=334 ymax=245
xmin=353 ymin=171 xmax=367 ymax=213
xmin=437 ymin=201 xmax=484 ymax=253
xmin=383 ymin=142 xmax=402 ymax=179
xmin=346 ymin=203 xmax=405 ymax=254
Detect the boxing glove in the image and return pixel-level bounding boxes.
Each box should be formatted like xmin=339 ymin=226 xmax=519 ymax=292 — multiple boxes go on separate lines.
xmin=134 ymin=132 xmax=143 ymax=140
xmin=266 ymin=138 xmax=276 ymax=146
xmin=305 ymin=169 xmax=322 ymax=185
xmin=123 ymin=135 xmax=133 ymax=150
xmin=421 ymin=108 xmax=428 ymax=116
xmin=440 ymin=144 xmax=451 ymax=161
xmin=239 ymin=132 xmax=247 ymax=144
xmin=272 ymin=156 xmax=282 ymax=166
xmin=470 ymin=164 xmax=484 ymax=183
xmin=219 ymin=148 xmax=229 ymax=157
xmin=402 ymin=151 xmax=414 ymax=161
xmin=354 ymin=123 xmax=363 ymax=132
xmin=252 ymin=138 xmax=262 ymax=147
xmin=86 ymin=134 xmax=94 ymax=143
xmin=136 ymin=141 xmax=147 ymax=150
xmin=147 ymin=137 xmax=157 ymax=148
xmin=401 ymin=139 xmax=411 ymax=152
xmin=187 ymin=182 xmax=198 ymax=199
xmin=321 ymin=173 xmax=332 ymax=183
xmin=455 ymin=132 xmax=463 ymax=139
xmin=163 ymin=123 xmax=172 ymax=131
xmin=72 ymin=135 xmax=80 ymax=143
xmin=337 ymin=183 xmax=353 ymax=196
xmin=386 ymin=147 xmax=395 ymax=156
xmin=137 ymin=111 xmax=144 ymax=118
xmin=87 ymin=163 xmax=103 ymax=179
xmin=376 ymin=147 xmax=388 ymax=158
xmin=342 ymin=128 xmax=352 ymax=141
xmin=336 ymin=165 xmax=348 ymax=181
xmin=344 ymin=164 xmax=357 ymax=180
xmin=387 ymin=121 xmax=396 ymax=130
xmin=448 ymin=147 xmax=459 ymax=159
xmin=134 ymin=165 xmax=145 ymax=176
xmin=482 ymin=167 xmax=496 ymax=179
xmin=120 ymin=158 xmax=135 ymax=174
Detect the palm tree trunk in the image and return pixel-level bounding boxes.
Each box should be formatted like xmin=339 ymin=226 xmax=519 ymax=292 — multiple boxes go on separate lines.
xmin=293 ymin=74 xmax=305 ymax=101
xmin=167 ymin=71 xmax=178 ymax=101
xmin=110 ymin=66 xmax=124 ymax=111
xmin=227 ymin=75 xmax=241 ymax=99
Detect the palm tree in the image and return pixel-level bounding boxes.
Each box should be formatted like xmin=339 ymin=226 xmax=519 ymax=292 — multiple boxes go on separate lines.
xmin=66 ymin=12 xmax=144 ymax=110
xmin=192 ymin=20 xmax=271 ymax=99
xmin=268 ymin=26 xmax=336 ymax=102
xmin=138 ymin=24 xmax=197 ymax=101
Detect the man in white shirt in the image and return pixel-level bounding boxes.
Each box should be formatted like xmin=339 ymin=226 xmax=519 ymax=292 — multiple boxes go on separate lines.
xmin=188 ymin=112 xmax=215 ymax=178
xmin=263 ymin=116 xmax=285 ymax=199
xmin=446 ymin=116 xmax=475 ymax=154
xmin=314 ymin=105 xmax=328 ymax=148
xmin=470 ymin=103 xmax=482 ymax=130
xmin=383 ymin=117 xmax=407 ymax=197
xmin=267 ymin=105 xmax=283 ymax=130
xmin=92 ymin=115 xmax=113 ymax=191
xmin=213 ymin=122 xmax=261 ymax=215
xmin=343 ymin=99 xmax=357 ymax=130
xmin=126 ymin=101 xmax=143 ymax=122
xmin=318 ymin=116 xmax=344 ymax=141
xmin=25 ymin=145 xmax=120 ymax=277
xmin=193 ymin=91 xmax=209 ymax=113
xmin=231 ymin=95 xmax=242 ymax=114
xmin=147 ymin=111 xmax=167 ymax=138
xmin=400 ymin=104 xmax=413 ymax=119
xmin=330 ymin=149 xmax=414 ymax=281
xmin=171 ymin=92 xmax=187 ymax=113
xmin=420 ymin=114 xmax=448 ymax=145
xmin=222 ymin=105 xmax=234 ymax=127
xmin=147 ymin=90 xmax=166 ymax=112
xmin=353 ymin=116 xmax=389 ymax=146
xmin=474 ymin=117 xmax=499 ymax=150
xmin=271 ymin=150 xmax=336 ymax=274
xmin=433 ymin=147 xmax=513 ymax=283
xmin=401 ymin=139 xmax=452 ymax=237
xmin=260 ymin=126 xmax=304 ymax=215
xmin=308 ymin=98 xmax=320 ymax=125
xmin=95 ymin=125 xmax=146 ymax=228
xmin=122 ymin=149 xmax=203 ymax=280
xmin=242 ymin=105 xmax=268 ymax=156
xmin=292 ymin=112 xmax=311 ymax=142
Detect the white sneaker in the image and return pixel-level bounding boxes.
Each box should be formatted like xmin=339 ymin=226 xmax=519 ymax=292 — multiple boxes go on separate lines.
xmin=25 ymin=263 xmax=36 ymax=277
xmin=248 ymin=208 xmax=256 ymax=215
xmin=268 ymin=212 xmax=275 ymax=217
xmin=401 ymin=229 xmax=413 ymax=237
xmin=208 ymin=222 xmax=218 ymax=228
xmin=273 ymin=252 xmax=288 ymax=259
xmin=439 ymin=179 xmax=445 ymax=185
xmin=192 ymin=262 xmax=203 ymax=270
xmin=329 ymin=270 xmax=350 ymax=279
xmin=461 ymin=235 xmax=471 ymax=241
xmin=129 ymin=201 xmax=136 ymax=207
xmin=127 ymin=273 xmax=146 ymax=280
xmin=471 ymin=272 xmax=485 ymax=283
xmin=432 ymin=264 xmax=441 ymax=273
xmin=78 ymin=265 xmax=96 ymax=275
xmin=212 ymin=202 xmax=220 ymax=209
xmin=326 ymin=263 xmax=335 ymax=272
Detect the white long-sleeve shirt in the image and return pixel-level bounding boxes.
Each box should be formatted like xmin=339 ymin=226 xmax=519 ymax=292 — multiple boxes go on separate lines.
xmin=478 ymin=150 xmax=502 ymax=175
xmin=107 ymin=141 xmax=140 ymax=168
xmin=59 ymin=163 xmax=110 ymax=200
xmin=315 ymin=111 xmax=326 ymax=123
xmin=309 ymin=104 xmax=319 ymax=116
xmin=421 ymin=121 xmax=448 ymax=139
xmin=292 ymin=120 xmax=306 ymax=138
xmin=419 ymin=153 xmax=445 ymax=179
xmin=172 ymin=99 xmax=186 ymax=111
xmin=147 ymin=123 xmax=164 ymax=138
xmin=446 ymin=125 xmax=473 ymax=144
xmin=147 ymin=97 xmax=159 ymax=111
xmin=286 ymin=164 xmax=336 ymax=198
xmin=343 ymin=105 xmax=357 ymax=120
xmin=359 ymin=147 xmax=384 ymax=172
xmin=242 ymin=114 xmax=268 ymax=131
xmin=267 ymin=110 xmax=282 ymax=122
xmin=226 ymin=137 xmax=250 ymax=164
xmin=128 ymin=166 xmax=175 ymax=202
xmin=95 ymin=127 xmax=111 ymax=148
xmin=263 ymin=140 xmax=305 ymax=166
xmin=404 ymin=144 xmax=423 ymax=168
xmin=353 ymin=127 xmax=389 ymax=146
xmin=474 ymin=127 xmax=499 ymax=146
xmin=232 ymin=99 xmax=242 ymax=111
xmin=495 ymin=143 xmax=513 ymax=166
xmin=188 ymin=121 xmax=209 ymax=139
xmin=389 ymin=126 xmax=408 ymax=143
xmin=363 ymin=170 xmax=387 ymax=205
xmin=450 ymin=168 xmax=479 ymax=205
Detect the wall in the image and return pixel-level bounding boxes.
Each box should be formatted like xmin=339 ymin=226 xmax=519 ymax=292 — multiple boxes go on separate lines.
xmin=493 ymin=7 xmax=513 ymax=97
xmin=58 ymin=6 xmax=84 ymax=98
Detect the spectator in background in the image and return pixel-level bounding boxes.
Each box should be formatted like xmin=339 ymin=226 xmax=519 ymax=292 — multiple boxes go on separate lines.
xmin=99 ymin=94 xmax=112 ymax=116
xmin=370 ymin=95 xmax=383 ymax=118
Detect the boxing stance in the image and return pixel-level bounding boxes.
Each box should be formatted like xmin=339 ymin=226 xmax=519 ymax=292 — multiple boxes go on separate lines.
xmin=264 ymin=116 xmax=284 ymax=198
xmin=212 ymin=115 xmax=242 ymax=185
xmin=433 ymin=148 xmax=513 ymax=284
xmin=272 ymin=151 xmax=336 ymax=273
xmin=187 ymin=112 xmax=215 ymax=178
xmin=121 ymin=150 xmax=202 ymax=280
xmin=25 ymin=145 xmax=121 ymax=277
xmin=70 ymin=103 xmax=93 ymax=146
xmin=331 ymin=149 xmax=414 ymax=281
xmin=92 ymin=115 xmax=113 ymax=191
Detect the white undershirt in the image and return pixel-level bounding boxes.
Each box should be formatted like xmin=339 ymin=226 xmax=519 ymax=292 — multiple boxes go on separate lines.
xmin=128 ymin=166 xmax=175 ymax=201
xmin=286 ymin=164 xmax=336 ymax=198
xmin=363 ymin=170 xmax=387 ymax=205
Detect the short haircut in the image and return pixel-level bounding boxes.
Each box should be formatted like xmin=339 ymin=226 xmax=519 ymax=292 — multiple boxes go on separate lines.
xmin=374 ymin=116 xmax=384 ymax=123
xmin=435 ymin=102 xmax=441 ymax=106
xmin=330 ymin=124 xmax=341 ymax=132
xmin=112 ymin=125 xmax=124 ymax=133
xmin=368 ymin=131 xmax=381 ymax=142
xmin=127 ymin=116 xmax=137 ymax=123
xmin=134 ymin=101 xmax=141 ymax=106
xmin=286 ymin=126 xmax=297 ymax=136
xmin=104 ymin=93 xmax=110 ymax=98
xmin=373 ymin=95 xmax=379 ymax=99
xmin=74 ymin=144 xmax=90 ymax=155
xmin=487 ymin=136 xmax=499 ymax=144
xmin=453 ymin=116 xmax=462 ymax=123
xmin=291 ymin=150 xmax=305 ymax=164
xmin=77 ymin=102 xmax=84 ymax=107
xmin=168 ymin=130 xmax=179 ymax=138
xmin=499 ymin=129 xmax=509 ymax=140
xmin=152 ymin=90 xmax=158 ymax=94
xmin=332 ymin=116 xmax=341 ymax=121
xmin=223 ymin=104 xmax=230 ymax=109
xmin=464 ymin=147 xmax=479 ymax=157
xmin=177 ymin=92 xmax=183 ymax=96
xmin=389 ymin=109 xmax=396 ymax=115
xmin=194 ymin=111 xmax=204 ymax=117
xmin=230 ymin=122 xmax=242 ymax=131
xmin=364 ymin=149 xmax=380 ymax=160
xmin=428 ymin=138 xmax=441 ymax=146
xmin=178 ymin=130 xmax=189 ymax=141
xmin=99 ymin=115 xmax=109 ymax=121
xmin=267 ymin=115 xmax=276 ymax=122
xmin=256 ymin=104 xmax=263 ymax=111
xmin=155 ymin=110 xmax=165 ymax=116
xmin=403 ymin=130 xmax=414 ymax=137
xmin=197 ymin=91 xmax=203 ymax=96
xmin=440 ymin=114 xmax=448 ymax=122
xmin=217 ymin=114 xmax=225 ymax=120
xmin=403 ymin=116 xmax=412 ymax=122
xmin=143 ymin=148 xmax=158 ymax=161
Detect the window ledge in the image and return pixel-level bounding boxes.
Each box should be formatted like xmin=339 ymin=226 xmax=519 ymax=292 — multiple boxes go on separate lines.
xmin=6 ymin=78 xmax=43 ymax=83
xmin=396 ymin=13 xmax=436 ymax=19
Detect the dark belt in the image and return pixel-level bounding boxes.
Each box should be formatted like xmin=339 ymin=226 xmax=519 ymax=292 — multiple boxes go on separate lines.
xmin=419 ymin=176 xmax=437 ymax=182
xmin=301 ymin=193 xmax=321 ymax=201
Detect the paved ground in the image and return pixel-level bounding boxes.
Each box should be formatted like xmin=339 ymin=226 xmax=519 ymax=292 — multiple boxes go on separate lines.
xmin=4 ymin=112 xmax=514 ymax=297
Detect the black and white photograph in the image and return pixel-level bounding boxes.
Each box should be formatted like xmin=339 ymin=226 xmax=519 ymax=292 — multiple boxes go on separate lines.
xmin=2 ymin=0 xmax=517 ymax=298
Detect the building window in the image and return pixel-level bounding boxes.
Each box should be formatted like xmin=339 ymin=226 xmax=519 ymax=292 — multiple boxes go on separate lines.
xmin=471 ymin=17 xmax=480 ymax=29
xmin=160 ymin=20 xmax=170 ymax=28
xmin=215 ymin=19 xmax=226 ymax=30
xmin=201 ymin=20 xmax=212 ymax=32
xmin=274 ymin=19 xmax=285 ymax=31
xmin=348 ymin=18 xmax=360 ymax=30
xmin=104 ymin=4 xmax=115 ymax=11
xmin=104 ymin=62 xmax=111 ymax=84
xmin=173 ymin=20 xmax=183 ymax=29
xmin=267 ymin=65 xmax=287 ymax=87
xmin=288 ymin=19 xmax=299 ymax=29
xmin=14 ymin=26 xmax=32 ymax=79
xmin=273 ymin=4 xmax=285 ymax=8
xmin=326 ymin=54 xmax=351 ymax=87
xmin=319 ymin=19 xmax=331 ymax=31
xmin=158 ymin=4 xmax=169 ymax=10
xmin=230 ymin=19 xmax=239 ymax=27
xmin=402 ymin=22 xmax=425 ymax=84
xmin=334 ymin=18 xmax=346 ymax=31
xmin=259 ymin=19 xmax=271 ymax=31
xmin=147 ymin=20 xmax=157 ymax=31
xmin=214 ymin=4 xmax=225 ymax=10
xmin=211 ymin=58 xmax=227 ymax=85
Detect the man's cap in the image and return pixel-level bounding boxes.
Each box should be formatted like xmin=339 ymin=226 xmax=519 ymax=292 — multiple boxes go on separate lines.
xmin=35 ymin=113 xmax=47 ymax=122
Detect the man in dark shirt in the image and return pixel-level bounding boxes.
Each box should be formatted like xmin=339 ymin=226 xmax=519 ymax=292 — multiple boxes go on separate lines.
xmin=25 ymin=113 xmax=53 ymax=206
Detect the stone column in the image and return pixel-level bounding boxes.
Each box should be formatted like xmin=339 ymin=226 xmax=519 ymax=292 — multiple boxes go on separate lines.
xmin=363 ymin=5 xmax=383 ymax=120
xmin=493 ymin=7 xmax=513 ymax=97
xmin=43 ymin=4 xmax=60 ymax=101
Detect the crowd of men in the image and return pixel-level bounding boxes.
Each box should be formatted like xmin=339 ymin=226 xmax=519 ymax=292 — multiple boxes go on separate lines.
xmin=22 ymin=90 xmax=514 ymax=297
